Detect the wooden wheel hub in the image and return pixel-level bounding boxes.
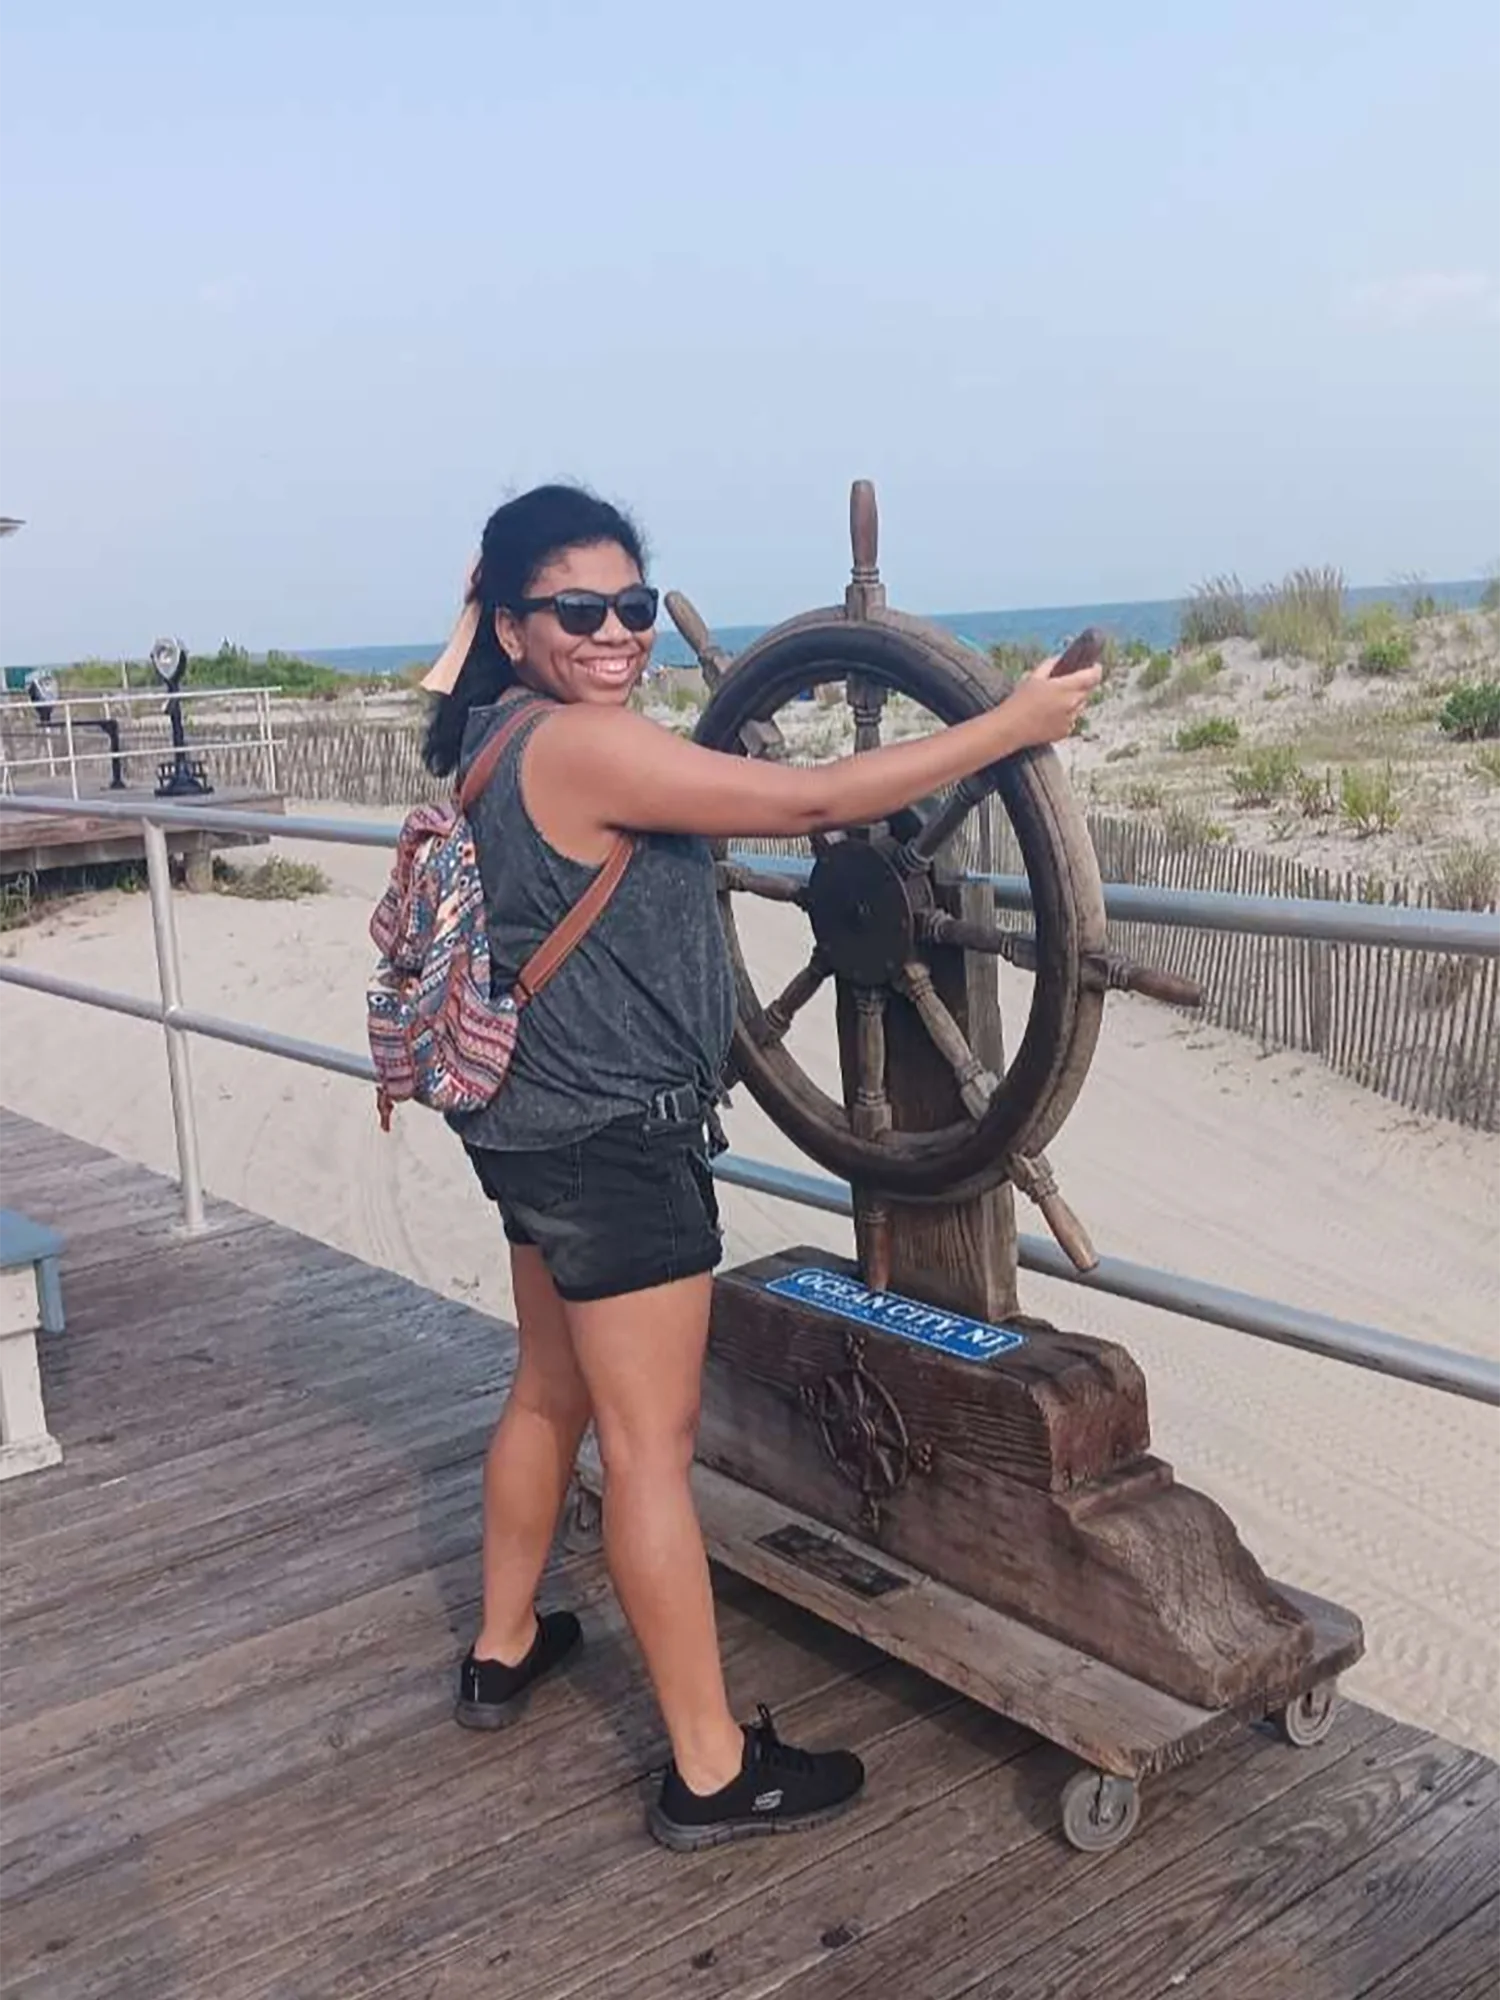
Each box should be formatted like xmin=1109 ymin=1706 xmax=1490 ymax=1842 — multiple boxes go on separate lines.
xmin=805 ymin=838 xmax=918 ymax=987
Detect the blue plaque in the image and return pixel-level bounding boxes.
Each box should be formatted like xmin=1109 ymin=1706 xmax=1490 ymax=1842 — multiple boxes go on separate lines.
xmin=765 ymin=1266 xmax=1026 ymax=1362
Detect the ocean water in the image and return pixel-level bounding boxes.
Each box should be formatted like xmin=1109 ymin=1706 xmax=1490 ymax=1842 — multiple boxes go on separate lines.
xmin=298 ymin=579 xmax=1488 ymax=680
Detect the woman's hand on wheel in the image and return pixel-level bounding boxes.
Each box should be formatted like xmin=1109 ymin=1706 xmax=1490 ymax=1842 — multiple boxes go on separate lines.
xmin=1001 ymin=658 xmax=1102 ymax=749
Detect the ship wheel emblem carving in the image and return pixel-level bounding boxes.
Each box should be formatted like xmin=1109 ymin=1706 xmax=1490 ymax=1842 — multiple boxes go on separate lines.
xmin=801 ymin=1335 xmax=916 ymax=1533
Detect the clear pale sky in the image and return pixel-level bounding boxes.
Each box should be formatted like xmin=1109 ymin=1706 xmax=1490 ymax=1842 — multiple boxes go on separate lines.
xmin=2 ymin=0 xmax=1497 ymax=664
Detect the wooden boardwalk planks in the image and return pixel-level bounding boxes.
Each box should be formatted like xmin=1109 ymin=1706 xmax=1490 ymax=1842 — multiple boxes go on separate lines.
xmin=0 ymin=1109 xmax=1494 ymax=2000
xmin=0 ymin=786 xmax=285 ymax=879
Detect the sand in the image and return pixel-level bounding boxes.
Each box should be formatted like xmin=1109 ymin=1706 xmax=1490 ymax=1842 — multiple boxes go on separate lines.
xmin=1 ymin=806 xmax=1497 ymax=1758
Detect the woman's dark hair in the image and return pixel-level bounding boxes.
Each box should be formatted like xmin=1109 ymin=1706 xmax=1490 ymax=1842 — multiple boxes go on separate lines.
xmin=422 ymin=483 xmax=648 ymax=776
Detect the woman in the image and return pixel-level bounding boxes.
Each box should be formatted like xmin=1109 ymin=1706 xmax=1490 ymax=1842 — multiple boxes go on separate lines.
xmin=421 ymin=484 xmax=1099 ymax=1851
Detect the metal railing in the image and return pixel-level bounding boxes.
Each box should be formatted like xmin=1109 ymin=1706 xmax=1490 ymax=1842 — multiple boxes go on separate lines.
xmin=0 ymin=685 xmax=281 ymax=799
xmin=0 ymin=792 xmax=1496 ymax=1407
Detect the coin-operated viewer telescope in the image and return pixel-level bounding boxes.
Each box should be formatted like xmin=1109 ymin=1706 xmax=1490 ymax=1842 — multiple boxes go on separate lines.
xmin=150 ymin=639 xmax=214 ymax=799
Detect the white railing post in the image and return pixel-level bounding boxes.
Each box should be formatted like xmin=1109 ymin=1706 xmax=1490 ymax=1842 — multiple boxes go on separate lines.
xmin=62 ymin=704 xmax=78 ymax=798
xmin=142 ymin=821 xmax=207 ymax=1232
xmin=260 ymin=688 xmax=279 ymax=792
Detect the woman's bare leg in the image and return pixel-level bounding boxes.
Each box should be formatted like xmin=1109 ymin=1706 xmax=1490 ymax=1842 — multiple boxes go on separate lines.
xmin=565 ymin=1272 xmax=743 ymax=1795
xmin=474 ymin=1244 xmax=594 ymax=1664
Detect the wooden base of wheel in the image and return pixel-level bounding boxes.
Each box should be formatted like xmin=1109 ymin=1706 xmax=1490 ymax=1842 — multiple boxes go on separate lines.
xmin=570 ymin=1444 xmax=1360 ymax=1854
xmin=697 ymin=1251 xmax=1344 ymax=1714
xmin=570 ymin=1244 xmax=1363 ymax=1854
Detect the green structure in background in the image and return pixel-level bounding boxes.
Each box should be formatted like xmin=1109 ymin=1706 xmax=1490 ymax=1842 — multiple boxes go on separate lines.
xmin=2 ymin=519 xmax=26 ymax=688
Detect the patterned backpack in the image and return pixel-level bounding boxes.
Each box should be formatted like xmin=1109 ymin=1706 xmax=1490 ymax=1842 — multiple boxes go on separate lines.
xmin=366 ymin=696 xmax=631 ymax=1129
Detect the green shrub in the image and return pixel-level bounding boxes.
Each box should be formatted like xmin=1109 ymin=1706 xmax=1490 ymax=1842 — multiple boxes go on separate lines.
xmin=1429 ymin=840 xmax=1500 ymax=912
xmin=213 ymin=857 xmax=329 ymax=899
xmin=1161 ymin=802 xmax=1230 ymax=845
xmin=0 ymin=876 xmax=34 ymax=933
xmin=1123 ymin=639 xmax=1152 ymax=664
xmin=1339 ymin=765 xmax=1401 ymax=837
xmin=1125 ymin=780 xmax=1165 ymax=811
xmin=1138 ymin=652 xmax=1173 ymax=692
xmin=1330 ymin=602 xmax=1416 ymax=675
xmin=1229 ymin=745 xmax=1302 ymax=806
xmin=1296 ymin=768 xmax=1338 ymax=818
xmin=1254 ymin=566 xmax=1345 ymax=661
xmin=1179 ymin=574 xmax=1251 ymax=647
xmin=1175 ymin=716 xmax=1241 ymax=751
xmin=59 ymin=641 xmax=363 ymax=699
xmin=1355 ymin=626 xmax=1415 ymax=676
xmin=1172 ymin=658 xmax=1218 ymax=701
xmin=1437 ymin=681 xmax=1500 ymax=741
xmin=1202 ymin=649 xmax=1226 ymax=676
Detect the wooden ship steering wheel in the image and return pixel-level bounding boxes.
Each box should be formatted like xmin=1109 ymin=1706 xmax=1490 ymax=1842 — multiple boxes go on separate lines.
xmin=670 ymin=480 xmax=1199 ymax=1276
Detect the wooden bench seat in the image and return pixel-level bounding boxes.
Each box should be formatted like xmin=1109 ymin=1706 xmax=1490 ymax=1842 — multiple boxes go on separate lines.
xmin=0 ymin=1207 xmax=65 ymax=1479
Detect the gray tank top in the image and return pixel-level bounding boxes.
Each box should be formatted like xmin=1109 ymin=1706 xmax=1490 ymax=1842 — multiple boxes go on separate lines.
xmin=450 ymin=696 xmax=736 ymax=1152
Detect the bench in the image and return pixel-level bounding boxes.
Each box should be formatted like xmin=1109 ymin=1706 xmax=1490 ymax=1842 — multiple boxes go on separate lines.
xmin=0 ymin=1208 xmax=65 ymax=1479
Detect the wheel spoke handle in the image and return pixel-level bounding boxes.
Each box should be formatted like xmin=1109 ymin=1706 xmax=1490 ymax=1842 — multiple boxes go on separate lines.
xmin=895 ymin=960 xmax=997 ymax=1119
xmin=916 ymin=912 xmax=1203 ymax=1010
xmin=666 ymin=589 xmax=787 ymax=760
xmin=1048 ymin=627 xmax=1106 ymax=679
xmin=1094 ymin=953 xmax=1203 ymax=1009
xmin=848 ymin=674 xmax=886 ymax=753
xmin=898 ymin=773 xmax=994 ymax=873
xmin=1005 ymin=1150 xmax=1098 ymax=1271
xmin=716 ymin=861 xmax=808 ymax=906
xmin=756 ymin=951 xmax=830 ymax=1048
xmin=851 ymin=985 xmax=892 ymax=1139
xmin=917 ymin=908 xmax=1030 ymax=962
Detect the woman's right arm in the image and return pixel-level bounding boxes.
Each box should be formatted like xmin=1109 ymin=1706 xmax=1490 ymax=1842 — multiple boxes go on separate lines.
xmin=529 ymin=659 xmax=1101 ymax=843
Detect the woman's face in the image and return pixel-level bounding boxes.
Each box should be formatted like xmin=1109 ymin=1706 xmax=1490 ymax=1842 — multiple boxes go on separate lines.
xmin=497 ymin=539 xmax=654 ymax=706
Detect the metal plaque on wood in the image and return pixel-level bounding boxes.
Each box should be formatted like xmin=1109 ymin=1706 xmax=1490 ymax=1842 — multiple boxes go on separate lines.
xmin=766 ymin=1266 xmax=1027 ymax=1363
xmin=756 ymin=1523 xmax=910 ymax=1599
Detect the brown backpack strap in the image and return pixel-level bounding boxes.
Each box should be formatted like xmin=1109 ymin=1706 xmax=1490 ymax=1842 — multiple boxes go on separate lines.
xmin=456 ymin=694 xmax=541 ymax=815
xmin=514 ymin=834 xmax=633 ymax=1005
xmin=459 ymin=694 xmax=635 ymax=1006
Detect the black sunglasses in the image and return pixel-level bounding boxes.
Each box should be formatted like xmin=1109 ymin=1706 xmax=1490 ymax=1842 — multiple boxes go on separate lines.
xmin=514 ymin=585 xmax=659 ymax=637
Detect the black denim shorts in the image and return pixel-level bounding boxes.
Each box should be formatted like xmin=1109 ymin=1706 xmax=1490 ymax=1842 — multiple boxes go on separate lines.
xmin=465 ymin=1105 xmax=723 ymax=1303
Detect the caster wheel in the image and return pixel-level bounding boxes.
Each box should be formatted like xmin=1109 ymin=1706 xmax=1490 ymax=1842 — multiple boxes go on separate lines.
xmin=1060 ymin=1769 xmax=1141 ymax=1854
xmin=563 ymin=1482 xmax=602 ymax=1555
xmin=1275 ymin=1680 xmax=1339 ymax=1748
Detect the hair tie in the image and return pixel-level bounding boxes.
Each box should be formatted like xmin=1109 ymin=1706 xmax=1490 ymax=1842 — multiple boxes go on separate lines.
xmin=420 ymin=551 xmax=483 ymax=693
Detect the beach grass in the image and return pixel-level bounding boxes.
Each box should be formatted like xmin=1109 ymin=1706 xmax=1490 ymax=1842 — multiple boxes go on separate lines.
xmin=1179 ymin=574 xmax=1252 ymax=647
xmin=1254 ymin=566 xmax=1345 ymax=663
xmin=213 ymin=856 xmax=330 ymax=900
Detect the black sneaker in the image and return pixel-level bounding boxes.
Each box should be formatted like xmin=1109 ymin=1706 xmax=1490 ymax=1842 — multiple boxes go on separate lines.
xmin=648 ymin=1704 xmax=865 ymax=1851
xmin=454 ymin=1610 xmax=581 ymax=1730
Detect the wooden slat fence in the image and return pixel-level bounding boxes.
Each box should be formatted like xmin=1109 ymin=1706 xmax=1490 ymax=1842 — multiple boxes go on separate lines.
xmin=955 ymin=802 xmax=1499 ymax=1133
